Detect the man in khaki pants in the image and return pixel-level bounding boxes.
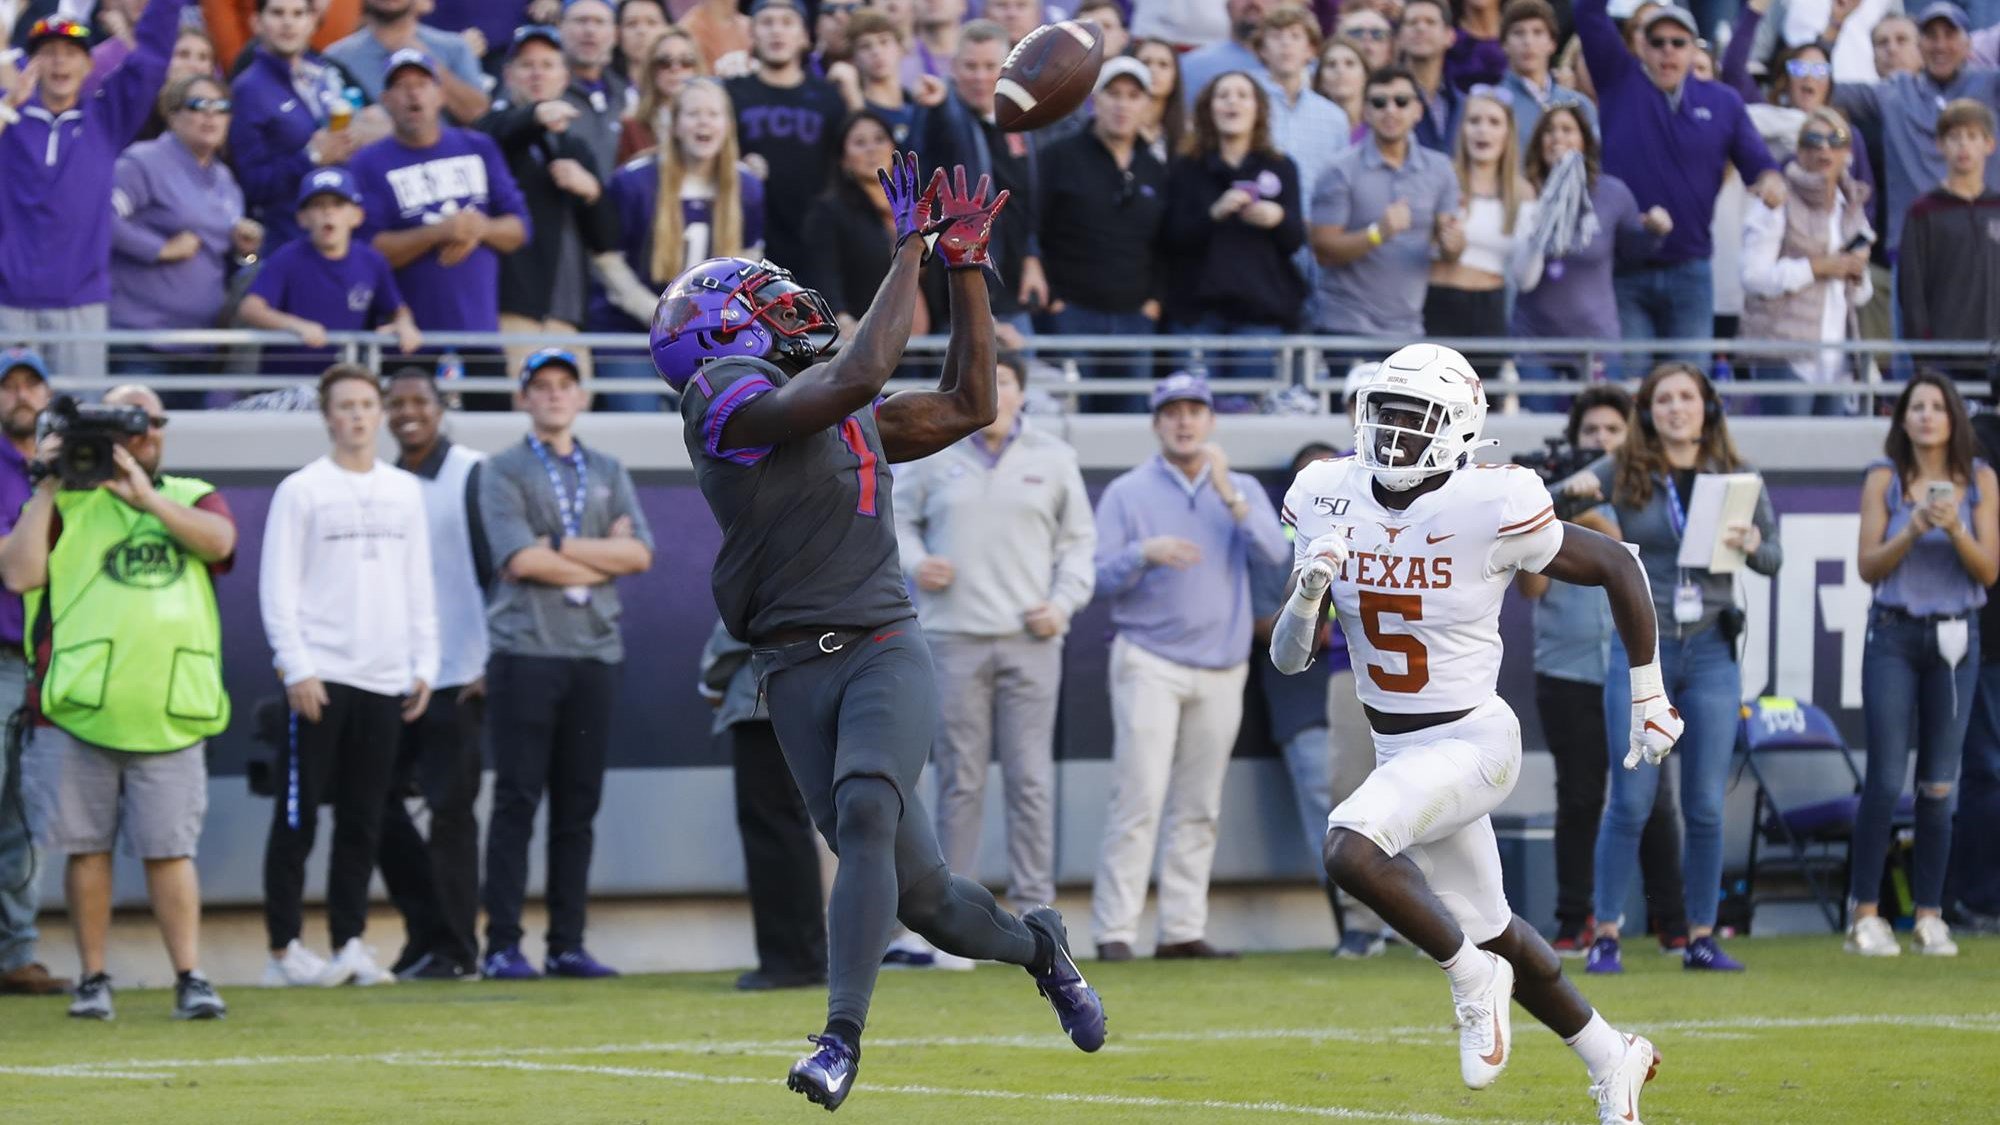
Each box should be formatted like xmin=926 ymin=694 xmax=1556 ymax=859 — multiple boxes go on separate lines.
xmin=1088 ymin=374 xmax=1290 ymax=961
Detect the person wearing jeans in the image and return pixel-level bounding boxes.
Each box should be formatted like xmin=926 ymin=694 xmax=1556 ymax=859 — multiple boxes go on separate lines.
xmin=1564 ymin=362 xmax=1781 ymax=972
xmin=1847 ymin=372 xmax=1998 ymax=957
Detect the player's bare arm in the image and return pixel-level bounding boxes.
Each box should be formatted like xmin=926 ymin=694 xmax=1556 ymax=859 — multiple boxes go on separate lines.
xmin=1539 ymin=521 xmax=1684 ymax=768
xmin=879 ymin=167 xmax=1010 ymax=463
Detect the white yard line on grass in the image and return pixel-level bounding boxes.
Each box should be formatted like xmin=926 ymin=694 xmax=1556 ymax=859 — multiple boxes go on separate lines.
xmin=388 ymin=1057 xmax=1507 ymax=1124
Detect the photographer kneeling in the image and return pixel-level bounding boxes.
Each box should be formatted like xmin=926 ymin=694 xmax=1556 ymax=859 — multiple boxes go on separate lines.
xmin=1 ymin=386 xmax=236 ymax=1021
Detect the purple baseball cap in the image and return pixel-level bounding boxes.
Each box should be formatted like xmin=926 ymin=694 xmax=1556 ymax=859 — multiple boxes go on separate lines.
xmin=1149 ymin=372 xmax=1214 ymax=413
xmin=1915 ymin=1 xmax=1970 ymax=31
xmin=296 ymin=166 xmax=364 ymax=209
xmin=383 ymin=47 xmax=439 ymax=85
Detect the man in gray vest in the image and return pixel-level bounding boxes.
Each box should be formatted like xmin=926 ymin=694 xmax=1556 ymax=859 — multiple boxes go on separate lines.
xmin=380 ymin=367 xmax=491 ymax=981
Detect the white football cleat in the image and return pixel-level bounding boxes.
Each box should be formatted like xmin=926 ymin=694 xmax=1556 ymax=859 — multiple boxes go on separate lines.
xmin=1590 ymin=1034 xmax=1661 ymax=1124
xmin=327 ymin=938 xmax=395 ymax=986
xmin=1912 ymin=915 xmax=1959 ymax=957
xmin=262 ymin=939 xmax=336 ymax=987
xmin=1844 ymin=915 xmax=1900 ymax=957
xmin=1453 ymin=951 xmax=1514 ymax=1090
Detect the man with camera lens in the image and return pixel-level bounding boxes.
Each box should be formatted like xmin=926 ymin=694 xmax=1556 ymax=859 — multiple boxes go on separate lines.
xmin=0 ymin=348 xmax=66 ymax=998
xmin=0 ymin=384 xmax=235 ymax=1021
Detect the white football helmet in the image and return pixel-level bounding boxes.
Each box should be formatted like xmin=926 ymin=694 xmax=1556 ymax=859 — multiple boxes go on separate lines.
xmin=1352 ymin=343 xmax=1490 ymax=491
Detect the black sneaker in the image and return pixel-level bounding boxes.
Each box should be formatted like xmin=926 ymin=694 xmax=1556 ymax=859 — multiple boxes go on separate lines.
xmin=389 ymin=942 xmax=431 ymax=977
xmin=403 ymin=953 xmax=476 ymax=981
xmin=173 ymin=971 xmax=226 ymax=1020
xmin=69 ymin=972 xmax=114 ymax=1020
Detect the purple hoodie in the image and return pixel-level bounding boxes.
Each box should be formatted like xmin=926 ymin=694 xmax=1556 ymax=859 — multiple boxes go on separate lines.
xmin=0 ymin=0 xmax=189 ymax=309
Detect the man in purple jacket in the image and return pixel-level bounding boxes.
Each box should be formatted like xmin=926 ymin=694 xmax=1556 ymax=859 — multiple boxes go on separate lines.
xmin=1577 ymin=0 xmax=1783 ymax=367
xmin=0 ymin=2 xmax=190 ymax=380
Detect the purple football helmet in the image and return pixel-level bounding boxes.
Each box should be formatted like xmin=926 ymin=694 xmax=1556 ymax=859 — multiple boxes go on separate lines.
xmin=649 ymin=257 xmax=840 ymax=390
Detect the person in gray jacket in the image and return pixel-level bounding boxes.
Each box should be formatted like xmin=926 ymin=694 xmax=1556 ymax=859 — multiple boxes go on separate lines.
xmin=893 ymin=353 xmax=1095 ymax=922
xmin=699 ymin=621 xmax=827 ymax=991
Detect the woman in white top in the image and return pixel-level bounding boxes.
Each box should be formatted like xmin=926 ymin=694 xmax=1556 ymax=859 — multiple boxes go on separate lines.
xmin=1422 ymin=87 xmax=1535 ymax=384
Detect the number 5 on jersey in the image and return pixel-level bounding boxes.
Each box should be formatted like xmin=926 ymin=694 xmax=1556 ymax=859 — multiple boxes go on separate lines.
xmin=1359 ymin=590 xmax=1428 ymax=693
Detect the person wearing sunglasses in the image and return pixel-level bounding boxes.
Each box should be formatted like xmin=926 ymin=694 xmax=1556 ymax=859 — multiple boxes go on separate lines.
xmin=3 ymin=381 xmax=238 ymax=1022
xmin=1337 ymin=7 xmax=1396 ymax=71
xmin=618 ymin=24 xmax=704 ymax=162
xmin=0 ymin=2 xmax=195 ymax=383
xmin=1578 ymin=0 xmax=1784 ymax=372
xmin=107 ymin=74 xmax=262 ymax=408
xmin=1740 ymin=106 xmax=1875 ymax=415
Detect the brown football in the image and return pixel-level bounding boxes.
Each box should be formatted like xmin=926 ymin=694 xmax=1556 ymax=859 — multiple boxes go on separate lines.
xmin=994 ymin=20 xmax=1106 ymax=133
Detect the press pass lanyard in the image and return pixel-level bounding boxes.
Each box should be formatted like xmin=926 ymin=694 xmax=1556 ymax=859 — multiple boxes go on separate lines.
xmin=1663 ymin=473 xmax=1702 ymax=627
xmin=528 ymin=435 xmax=591 ymax=606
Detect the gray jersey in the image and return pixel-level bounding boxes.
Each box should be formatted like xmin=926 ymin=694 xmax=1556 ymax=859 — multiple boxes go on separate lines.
xmin=682 ymin=356 xmax=914 ymax=643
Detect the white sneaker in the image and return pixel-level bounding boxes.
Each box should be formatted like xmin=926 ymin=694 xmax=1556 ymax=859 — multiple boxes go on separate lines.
xmin=1844 ymin=915 xmax=1901 ymax=957
xmin=1589 ymin=1034 xmax=1661 ymax=1125
xmin=327 ymin=938 xmax=395 ymax=986
xmin=1912 ymin=915 xmax=1959 ymax=957
xmin=1453 ymin=951 xmax=1514 ymax=1090
xmin=262 ymin=940 xmax=336 ymax=987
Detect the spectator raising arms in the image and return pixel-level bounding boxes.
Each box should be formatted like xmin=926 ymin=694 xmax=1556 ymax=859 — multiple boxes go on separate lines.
xmin=833 ymin=8 xmax=946 ymax=148
xmin=1849 ymin=372 xmax=1999 ymax=958
xmin=725 ymin=0 xmax=844 ymax=273
xmin=618 ymin=25 xmax=705 ymax=163
xmin=1514 ymin=104 xmax=1670 ymax=408
xmin=350 ymin=50 xmax=530 ymax=340
xmin=480 ymin=26 xmax=622 ymax=387
xmin=109 ymin=74 xmax=261 ymax=406
xmin=1565 ymin=363 xmax=1782 ymax=975
xmin=594 ymin=77 xmax=764 ymax=409
xmin=1131 ymin=37 xmax=1187 ymax=165
xmin=0 ymin=2 xmax=192 ymax=381
xmin=1740 ymin=108 xmax=1874 ymax=416
xmin=803 ymin=111 xmax=927 ymax=337
xmin=259 ymin=366 xmax=439 ymax=991
xmin=1422 ymin=88 xmax=1529 ymax=382
xmin=229 ymin=0 xmax=386 ymax=252
xmin=1161 ymin=72 xmax=1307 ymax=363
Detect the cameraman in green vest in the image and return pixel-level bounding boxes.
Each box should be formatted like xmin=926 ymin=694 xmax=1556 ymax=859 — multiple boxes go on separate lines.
xmin=0 ymin=384 xmax=237 ymax=1022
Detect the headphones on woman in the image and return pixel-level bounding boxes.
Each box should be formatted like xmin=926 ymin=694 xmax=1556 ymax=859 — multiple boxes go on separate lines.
xmin=1634 ymin=362 xmax=1724 ymax=437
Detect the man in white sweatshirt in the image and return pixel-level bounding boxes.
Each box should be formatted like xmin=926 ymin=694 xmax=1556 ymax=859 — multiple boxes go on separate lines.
xmin=258 ymin=364 xmax=440 ymax=988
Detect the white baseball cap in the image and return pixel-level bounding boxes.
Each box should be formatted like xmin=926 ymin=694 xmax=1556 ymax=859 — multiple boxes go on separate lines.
xmin=1094 ymin=56 xmax=1154 ymax=96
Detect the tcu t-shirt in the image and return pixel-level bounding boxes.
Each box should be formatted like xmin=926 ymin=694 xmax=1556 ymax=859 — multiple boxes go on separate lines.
xmin=349 ymin=127 xmax=530 ymax=331
xmin=725 ymin=75 xmax=844 ymax=273
xmin=247 ymin=239 xmax=405 ymax=373
xmin=593 ymin=156 xmax=767 ymax=330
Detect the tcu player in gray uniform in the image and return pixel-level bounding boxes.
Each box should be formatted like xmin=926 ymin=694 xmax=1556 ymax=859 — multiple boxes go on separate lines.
xmin=650 ymin=156 xmax=1106 ymax=1112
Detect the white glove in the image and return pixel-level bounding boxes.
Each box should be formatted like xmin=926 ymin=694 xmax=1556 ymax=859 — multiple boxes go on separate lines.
xmin=1624 ymin=661 xmax=1684 ymax=769
xmin=1297 ymin=532 xmax=1349 ymax=599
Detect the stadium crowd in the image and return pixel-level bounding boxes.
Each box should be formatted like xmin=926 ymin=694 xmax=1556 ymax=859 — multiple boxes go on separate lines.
xmin=0 ymin=0 xmax=1997 ymax=1021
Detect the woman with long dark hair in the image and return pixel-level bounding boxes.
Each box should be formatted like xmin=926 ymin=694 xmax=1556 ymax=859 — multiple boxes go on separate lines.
xmin=1564 ymin=362 xmax=1782 ymax=973
xmin=1131 ymin=37 xmax=1187 ymax=166
xmin=1847 ymin=372 xmax=1999 ymax=957
xmin=803 ymin=110 xmax=930 ymax=337
xmin=1161 ymin=71 xmax=1306 ymax=372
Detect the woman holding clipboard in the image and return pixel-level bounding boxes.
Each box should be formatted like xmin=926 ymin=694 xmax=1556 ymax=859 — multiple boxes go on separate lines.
xmin=1847 ymin=373 xmax=2000 ymax=958
xmin=1561 ymin=362 xmax=1782 ymax=973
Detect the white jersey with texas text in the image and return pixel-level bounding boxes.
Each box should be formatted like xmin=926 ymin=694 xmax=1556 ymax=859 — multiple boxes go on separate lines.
xmin=1281 ymin=457 xmax=1563 ymax=714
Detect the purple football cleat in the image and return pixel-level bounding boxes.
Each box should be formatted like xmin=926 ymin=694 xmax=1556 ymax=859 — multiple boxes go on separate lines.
xmin=1022 ymin=906 xmax=1106 ymax=1053
xmin=788 ymin=1033 xmax=859 ymax=1112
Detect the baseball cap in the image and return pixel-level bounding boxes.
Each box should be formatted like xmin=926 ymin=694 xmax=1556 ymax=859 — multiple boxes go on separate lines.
xmin=26 ymin=17 xmax=90 ymax=54
xmin=508 ymin=24 xmax=563 ymax=58
xmin=1149 ymin=371 xmax=1213 ymax=413
xmin=749 ymin=0 xmax=809 ymax=18
xmin=520 ymin=347 xmax=583 ymax=389
xmin=0 ymin=346 xmax=49 ymax=384
xmin=383 ymin=47 xmax=440 ymax=85
xmin=1915 ymin=1 xmax=1970 ymax=31
xmin=1640 ymin=5 xmax=1700 ymax=38
xmin=295 ymin=166 xmax=364 ymax=209
xmin=1094 ymin=56 xmax=1154 ymax=95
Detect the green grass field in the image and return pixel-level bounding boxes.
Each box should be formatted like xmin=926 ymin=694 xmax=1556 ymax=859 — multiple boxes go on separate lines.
xmin=3 ymin=935 xmax=1995 ymax=1124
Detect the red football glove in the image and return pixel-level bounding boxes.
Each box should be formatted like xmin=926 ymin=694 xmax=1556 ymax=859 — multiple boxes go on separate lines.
xmin=925 ymin=165 xmax=1010 ymax=271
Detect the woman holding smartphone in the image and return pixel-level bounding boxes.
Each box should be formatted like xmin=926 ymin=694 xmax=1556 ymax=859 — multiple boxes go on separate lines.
xmin=1848 ymin=373 xmax=2000 ymax=958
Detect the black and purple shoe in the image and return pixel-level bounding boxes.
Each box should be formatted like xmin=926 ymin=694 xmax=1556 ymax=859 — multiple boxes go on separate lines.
xmin=1022 ymin=906 xmax=1106 ymax=1053
xmin=545 ymin=948 xmax=620 ymax=979
xmin=788 ymin=1033 xmax=859 ymax=1112
xmin=1682 ymin=935 xmax=1745 ymax=972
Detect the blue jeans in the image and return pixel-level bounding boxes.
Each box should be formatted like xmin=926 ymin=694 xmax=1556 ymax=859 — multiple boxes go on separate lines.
xmin=1597 ymin=624 xmax=1741 ymax=930
xmin=1040 ymin=304 xmax=1158 ymax=413
xmin=0 ymin=655 xmax=39 ymax=974
xmin=1747 ymin=363 xmax=1855 ymax=418
xmin=1853 ymin=608 xmax=1976 ymax=910
xmin=1176 ymin=316 xmax=1287 ymax=398
xmin=593 ymin=349 xmax=665 ymax=413
xmin=1615 ymin=259 xmax=1713 ymax=375
xmin=1280 ymin=726 xmax=1334 ymax=882
xmin=1947 ymin=661 xmax=2000 ymax=915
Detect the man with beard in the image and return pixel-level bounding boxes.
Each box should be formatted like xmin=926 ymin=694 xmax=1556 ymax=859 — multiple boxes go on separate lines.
xmin=0 ymin=348 xmax=63 ymax=998
xmin=326 ymin=0 xmax=491 ymax=122
xmin=725 ymin=0 xmax=845 ymax=272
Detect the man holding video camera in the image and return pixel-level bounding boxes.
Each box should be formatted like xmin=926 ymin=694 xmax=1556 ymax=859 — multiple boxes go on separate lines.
xmin=0 ymin=384 xmax=235 ymax=1021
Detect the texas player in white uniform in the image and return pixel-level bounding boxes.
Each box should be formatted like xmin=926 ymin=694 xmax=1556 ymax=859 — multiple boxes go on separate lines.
xmin=1271 ymin=345 xmax=1684 ymax=1125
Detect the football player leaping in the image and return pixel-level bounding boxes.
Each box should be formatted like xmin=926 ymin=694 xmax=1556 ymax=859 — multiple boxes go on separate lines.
xmin=1271 ymin=344 xmax=1682 ymax=1125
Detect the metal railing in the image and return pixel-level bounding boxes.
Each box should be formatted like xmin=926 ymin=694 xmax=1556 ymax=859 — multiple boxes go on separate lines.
xmin=12 ymin=329 xmax=1996 ymax=411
